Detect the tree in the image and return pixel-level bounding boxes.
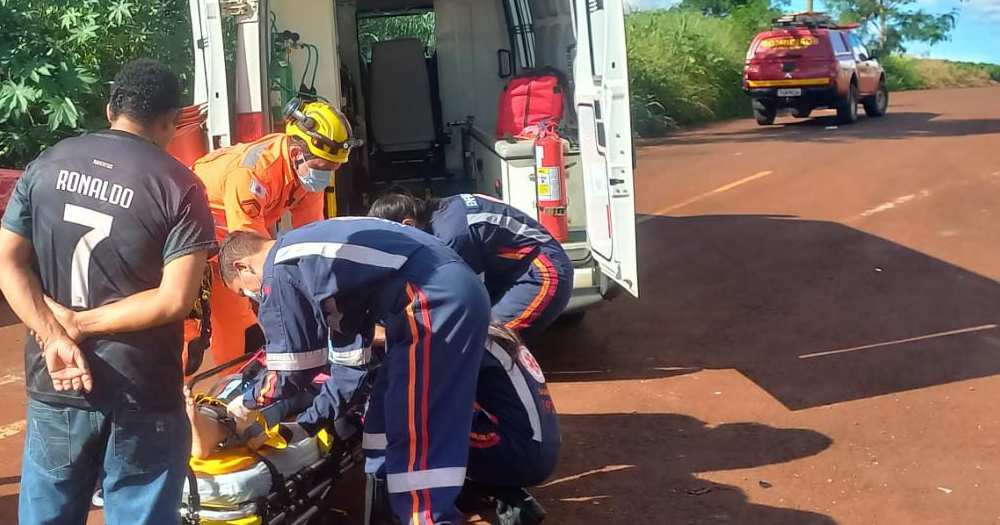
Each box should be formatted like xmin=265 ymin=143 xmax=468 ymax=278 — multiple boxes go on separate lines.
xmin=825 ymin=0 xmax=959 ymax=53
xmin=677 ymin=0 xmax=787 ymax=42
xmin=0 ymin=0 xmax=194 ymax=168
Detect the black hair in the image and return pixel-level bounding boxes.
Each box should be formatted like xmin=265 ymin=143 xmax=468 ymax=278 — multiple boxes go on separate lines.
xmin=488 ymin=322 xmax=525 ymax=366
xmin=109 ymin=59 xmax=181 ymax=125
xmin=219 ymin=231 xmax=270 ymax=285
xmin=367 ymin=187 xmax=437 ymax=230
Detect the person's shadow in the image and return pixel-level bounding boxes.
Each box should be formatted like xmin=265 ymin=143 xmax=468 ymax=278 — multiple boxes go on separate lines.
xmin=535 ymin=413 xmax=835 ymax=524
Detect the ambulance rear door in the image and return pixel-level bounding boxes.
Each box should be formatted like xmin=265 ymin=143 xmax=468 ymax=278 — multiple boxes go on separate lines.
xmin=572 ymin=0 xmax=638 ymax=297
xmin=189 ymin=0 xmax=232 ymax=148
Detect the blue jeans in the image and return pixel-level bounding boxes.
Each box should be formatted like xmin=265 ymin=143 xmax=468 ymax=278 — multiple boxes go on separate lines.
xmin=19 ymin=398 xmax=191 ymax=525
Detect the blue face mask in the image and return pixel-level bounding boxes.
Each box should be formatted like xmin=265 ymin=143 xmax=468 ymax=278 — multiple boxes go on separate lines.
xmin=297 ymin=159 xmax=333 ymax=193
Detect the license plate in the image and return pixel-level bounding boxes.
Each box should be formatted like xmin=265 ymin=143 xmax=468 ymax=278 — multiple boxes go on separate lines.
xmin=777 ymin=88 xmax=802 ymax=97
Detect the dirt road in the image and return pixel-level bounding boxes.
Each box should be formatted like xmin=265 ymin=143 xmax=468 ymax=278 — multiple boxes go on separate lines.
xmin=534 ymin=86 xmax=1000 ymax=525
xmin=1 ymin=86 xmax=999 ymax=524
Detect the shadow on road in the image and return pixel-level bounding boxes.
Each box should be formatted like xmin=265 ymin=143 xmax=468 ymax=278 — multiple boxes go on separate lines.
xmin=537 ymin=413 xmax=835 ymax=524
xmin=0 ymin=301 xmax=19 ymax=329
xmin=0 ymin=493 xmax=15 ymax=524
xmin=536 ymin=215 xmax=1000 ymax=410
xmin=639 ymin=112 xmax=1000 ymax=146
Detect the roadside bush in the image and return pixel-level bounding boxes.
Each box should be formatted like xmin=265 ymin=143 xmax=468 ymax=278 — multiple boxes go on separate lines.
xmin=626 ymin=9 xmax=752 ymax=135
xmin=914 ymin=59 xmax=994 ymax=88
xmin=0 ymin=0 xmax=193 ymax=169
xmin=881 ymin=54 xmax=927 ymax=91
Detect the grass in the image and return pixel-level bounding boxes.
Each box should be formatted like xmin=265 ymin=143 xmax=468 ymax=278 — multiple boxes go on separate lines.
xmin=626 ymin=9 xmax=754 ymax=136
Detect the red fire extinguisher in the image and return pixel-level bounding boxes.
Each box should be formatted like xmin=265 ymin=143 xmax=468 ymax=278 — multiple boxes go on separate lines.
xmin=534 ymin=122 xmax=569 ymax=242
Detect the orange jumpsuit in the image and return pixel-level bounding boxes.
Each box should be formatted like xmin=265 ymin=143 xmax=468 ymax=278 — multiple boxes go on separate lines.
xmin=192 ymin=133 xmax=325 ymax=366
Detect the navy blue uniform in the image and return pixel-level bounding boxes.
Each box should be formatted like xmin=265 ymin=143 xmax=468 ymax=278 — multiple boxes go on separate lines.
xmin=468 ymin=338 xmax=560 ymax=488
xmin=245 ymin=218 xmax=490 ymax=525
xmin=428 ymin=194 xmax=572 ymax=340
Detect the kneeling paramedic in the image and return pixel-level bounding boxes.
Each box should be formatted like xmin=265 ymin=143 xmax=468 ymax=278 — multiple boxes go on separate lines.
xmin=217 ymin=218 xmax=491 ymax=524
xmin=369 ymin=192 xmax=572 ymax=341
xmin=460 ymin=323 xmax=561 ymax=525
xmin=193 ymin=99 xmax=360 ymax=366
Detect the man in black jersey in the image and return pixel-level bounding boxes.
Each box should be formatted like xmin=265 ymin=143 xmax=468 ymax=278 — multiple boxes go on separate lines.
xmin=0 ymin=59 xmax=216 ymax=525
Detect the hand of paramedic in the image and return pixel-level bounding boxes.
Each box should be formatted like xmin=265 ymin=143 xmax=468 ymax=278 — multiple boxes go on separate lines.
xmin=0 ymin=228 xmax=92 ymax=392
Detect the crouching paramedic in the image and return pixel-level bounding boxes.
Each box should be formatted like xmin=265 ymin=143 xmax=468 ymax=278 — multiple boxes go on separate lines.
xmin=369 ymin=192 xmax=573 ymax=341
xmin=192 ymin=98 xmax=360 ymax=365
xmin=216 ymin=218 xmax=491 ymax=524
xmin=457 ymin=323 xmax=560 ymax=525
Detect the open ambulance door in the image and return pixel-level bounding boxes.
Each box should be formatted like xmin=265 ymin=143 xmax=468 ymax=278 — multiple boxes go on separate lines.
xmin=573 ymin=0 xmax=639 ymax=297
xmin=189 ymin=0 xmax=232 ymax=148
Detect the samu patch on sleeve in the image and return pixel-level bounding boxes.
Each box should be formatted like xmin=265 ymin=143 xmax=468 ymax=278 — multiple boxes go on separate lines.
xmin=249 ymin=177 xmax=269 ymax=200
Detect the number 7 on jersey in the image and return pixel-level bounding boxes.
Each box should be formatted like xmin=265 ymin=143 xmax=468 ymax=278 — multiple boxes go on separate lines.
xmin=64 ymin=204 xmax=114 ymax=308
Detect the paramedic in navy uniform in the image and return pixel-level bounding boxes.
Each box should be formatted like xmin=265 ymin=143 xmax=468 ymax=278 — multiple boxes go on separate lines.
xmin=216 ymin=217 xmax=491 ymax=525
xmin=369 ymin=191 xmax=573 ymax=341
xmin=0 ymin=59 xmax=216 ymax=525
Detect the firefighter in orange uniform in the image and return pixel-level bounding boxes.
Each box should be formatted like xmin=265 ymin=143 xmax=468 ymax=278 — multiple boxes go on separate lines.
xmin=192 ymin=98 xmax=361 ymax=366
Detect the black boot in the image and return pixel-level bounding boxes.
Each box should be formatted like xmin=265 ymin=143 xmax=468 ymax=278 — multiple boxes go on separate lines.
xmin=455 ymin=479 xmax=496 ymax=514
xmin=494 ymin=488 xmax=546 ymax=525
xmin=364 ymin=474 xmax=400 ymax=525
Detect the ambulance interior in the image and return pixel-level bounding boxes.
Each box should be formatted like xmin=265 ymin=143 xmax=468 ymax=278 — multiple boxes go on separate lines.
xmin=311 ymin=0 xmax=584 ymax=222
xmin=271 ymin=0 xmax=603 ymax=300
xmin=242 ymin=0 xmax=637 ymax=305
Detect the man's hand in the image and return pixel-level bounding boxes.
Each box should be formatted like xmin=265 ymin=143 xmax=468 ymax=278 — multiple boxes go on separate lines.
xmin=373 ymin=324 xmax=386 ymax=350
xmin=44 ymin=296 xmax=83 ymax=342
xmin=43 ymin=335 xmax=92 ymax=393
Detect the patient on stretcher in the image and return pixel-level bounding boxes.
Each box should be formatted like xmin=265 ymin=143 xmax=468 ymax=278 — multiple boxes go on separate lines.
xmin=185 ymin=322 xmax=561 ymax=489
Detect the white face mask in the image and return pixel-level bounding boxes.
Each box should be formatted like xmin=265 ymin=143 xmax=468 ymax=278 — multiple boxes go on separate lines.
xmin=238 ymin=271 xmax=261 ymax=303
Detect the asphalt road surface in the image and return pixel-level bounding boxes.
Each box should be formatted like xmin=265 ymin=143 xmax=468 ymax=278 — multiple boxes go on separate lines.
xmin=1 ymin=86 xmax=999 ymax=524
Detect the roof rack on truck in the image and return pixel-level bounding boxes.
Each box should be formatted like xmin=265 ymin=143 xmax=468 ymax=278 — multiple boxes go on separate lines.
xmin=772 ymin=11 xmax=835 ymax=28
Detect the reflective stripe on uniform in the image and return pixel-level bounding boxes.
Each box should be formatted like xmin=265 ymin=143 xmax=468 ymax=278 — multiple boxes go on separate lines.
xmin=265 ymin=348 xmax=327 ymax=371
xmin=329 ymin=343 xmax=372 ymax=367
xmin=363 ymin=432 xmax=388 ymax=450
xmin=506 ymin=253 xmax=558 ymax=330
xmin=240 ymin=142 xmax=269 ymax=168
xmin=275 ymin=242 xmax=409 ymax=269
xmin=466 ymin=212 xmax=552 ymax=244
xmin=387 ymin=467 xmax=467 ymax=493
xmin=486 ymin=342 xmax=543 ymax=442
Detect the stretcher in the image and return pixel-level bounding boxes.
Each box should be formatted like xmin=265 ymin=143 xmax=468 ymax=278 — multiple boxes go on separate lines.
xmin=180 ymin=353 xmax=363 ymax=525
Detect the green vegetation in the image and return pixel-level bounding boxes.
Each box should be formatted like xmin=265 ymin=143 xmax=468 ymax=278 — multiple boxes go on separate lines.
xmin=627 ymin=8 xmax=761 ymax=135
xmin=358 ymin=12 xmax=436 ymax=62
xmin=824 ymin=0 xmax=957 ymax=54
xmin=881 ymin=55 xmax=1000 ymax=91
xmin=0 ymin=0 xmax=193 ymax=168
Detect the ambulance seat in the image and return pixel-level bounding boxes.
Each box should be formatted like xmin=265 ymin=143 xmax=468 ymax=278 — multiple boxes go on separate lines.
xmin=368 ymin=39 xmax=437 ymax=154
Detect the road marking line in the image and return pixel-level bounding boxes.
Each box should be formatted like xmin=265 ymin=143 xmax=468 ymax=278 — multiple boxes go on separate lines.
xmin=540 ymin=465 xmax=637 ymax=488
xmin=560 ymin=495 xmax=612 ymax=503
xmin=799 ymin=324 xmax=998 ymax=359
xmin=0 ymin=420 xmax=26 ymax=440
xmin=855 ymin=189 xmax=931 ymax=219
xmin=637 ymin=170 xmax=774 ymax=223
xmin=0 ymin=373 xmax=23 ymax=386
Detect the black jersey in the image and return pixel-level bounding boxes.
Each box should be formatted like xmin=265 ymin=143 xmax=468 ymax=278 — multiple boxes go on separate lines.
xmin=1 ymin=130 xmax=216 ymax=411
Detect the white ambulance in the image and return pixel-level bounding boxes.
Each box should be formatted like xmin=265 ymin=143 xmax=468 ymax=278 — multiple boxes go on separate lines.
xmin=188 ymin=0 xmax=639 ymax=316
